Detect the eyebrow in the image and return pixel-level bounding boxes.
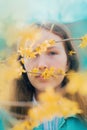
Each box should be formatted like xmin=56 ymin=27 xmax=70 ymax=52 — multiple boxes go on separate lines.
xmin=47 ymin=46 xmax=59 ymax=50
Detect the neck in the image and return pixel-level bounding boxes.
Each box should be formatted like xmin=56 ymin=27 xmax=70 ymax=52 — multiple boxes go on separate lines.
xmin=35 ymin=86 xmax=65 ymax=101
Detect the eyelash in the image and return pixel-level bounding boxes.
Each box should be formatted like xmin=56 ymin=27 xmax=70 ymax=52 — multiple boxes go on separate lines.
xmin=34 ymin=51 xmax=58 ymax=58
xmin=48 ymin=51 xmax=58 ymax=55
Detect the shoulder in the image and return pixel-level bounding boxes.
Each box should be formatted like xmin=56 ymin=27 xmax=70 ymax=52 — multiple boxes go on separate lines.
xmin=0 ymin=117 xmax=4 ymax=130
xmin=33 ymin=116 xmax=87 ymax=130
xmin=62 ymin=116 xmax=87 ymax=130
xmin=0 ymin=108 xmax=9 ymax=130
xmin=0 ymin=108 xmax=18 ymax=130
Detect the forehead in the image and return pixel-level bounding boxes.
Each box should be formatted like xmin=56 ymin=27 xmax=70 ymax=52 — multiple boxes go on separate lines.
xmin=26 ymin=28 xmax=64 ymax=49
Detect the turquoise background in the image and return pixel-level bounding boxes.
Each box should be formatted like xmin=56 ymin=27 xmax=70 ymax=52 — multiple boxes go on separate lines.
xmin=0 ymin=0 xmax=87 ymax=69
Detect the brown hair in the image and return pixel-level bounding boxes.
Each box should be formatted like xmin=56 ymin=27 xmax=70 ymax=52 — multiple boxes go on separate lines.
xmin=10 ymin=23 xmax=87 ymax=122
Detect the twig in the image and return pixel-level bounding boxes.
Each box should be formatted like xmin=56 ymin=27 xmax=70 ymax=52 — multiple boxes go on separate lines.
xmin=0 ymin=101 xmax=33 ymax=107
xmin=55 ymin=38 xmax=82 ymax=43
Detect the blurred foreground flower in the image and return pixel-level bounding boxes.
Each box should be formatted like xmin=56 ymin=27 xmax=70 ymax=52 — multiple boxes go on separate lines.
xmin=66 ymin=71 xmax=87 ymax=95
xmin=13 ymin=88 xmax=82 ymax=130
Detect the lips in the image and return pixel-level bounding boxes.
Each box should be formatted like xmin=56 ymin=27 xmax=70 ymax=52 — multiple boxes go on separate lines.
xmin=35 ymin=75 xmax=48 ymax=81
xmin=36 ymin=75 xmax=44 ymax=79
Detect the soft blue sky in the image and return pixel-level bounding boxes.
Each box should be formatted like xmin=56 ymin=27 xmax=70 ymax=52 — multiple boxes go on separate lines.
xmin=0 ymin=0 xmax=87 ymax=69
xmin=0 ymin=0 xmax=87 ymax=23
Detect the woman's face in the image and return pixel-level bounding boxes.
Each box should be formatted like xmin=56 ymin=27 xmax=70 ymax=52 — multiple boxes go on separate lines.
xmin=24 ymin=29 xmax=68 ymax=92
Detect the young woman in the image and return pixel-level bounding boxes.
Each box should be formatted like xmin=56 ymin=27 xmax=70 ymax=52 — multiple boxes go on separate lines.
xmin=1 ymin=23 xmax=87 ymax=130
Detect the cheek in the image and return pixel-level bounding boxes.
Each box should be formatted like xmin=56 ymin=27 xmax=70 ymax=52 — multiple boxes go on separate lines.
xmin=50 ymin=55 xmax=67 ymax=70
xmin=24 ymin=59 xmax=32 ymax=71
xmin=24 ymin=54 xmax=67 ymax=71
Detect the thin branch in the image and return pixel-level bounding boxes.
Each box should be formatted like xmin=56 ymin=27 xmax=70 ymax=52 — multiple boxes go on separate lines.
xmin=0 ymin=101 xmax=33 ymax=107
xmin=9 ymin=111 xmax=28 ymax=119
xmin=55 ymin=38 xmax=82 ymax=43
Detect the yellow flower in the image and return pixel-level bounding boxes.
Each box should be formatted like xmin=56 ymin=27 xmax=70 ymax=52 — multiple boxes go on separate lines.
xmin=28 ymin=87 xmax=82 ymax=123
xmin=68 ymin=50 xmax=76 ymax=56
xmin=17 ymin=66 xmax=26 ymax=76
xmin=18 ymin=39 xmax=56 ymax=59
xmin=40 ymin=40 xmax=50 ymax=51
xmin=35 ymin=46 xmax=43 ymax=55
xmin=79 ymin=35 xmax=87 ymax=48
xmin=18 ymin=25 xmax=41 ymax=49
xmin=49 ymin=39 xmax=56 ymax=46
xmin=66 ymin=71 xmax=82 ymax=94
xmin=13 ymin=120 xmax=38 ymax=130
xmin=18 ymin=48 xmax=36 ymax=58
xmin=41 ymin=67 xmax=55 ymax=79
xmin=30 ymin=67 xmax=55 ymax=79
xmin=59 ymin=97 xmax=82 ymax=117
xmin=18 ymin=48 xmax=26 ymax=57
xmin=41 ymin=68 xmax=50 ymax=79
xmin=29 ymin=52 xmax=36 ymax=58
xmin=13 ymin=86 xmax=82 ymax=130
xmin=33 ymin=39 xmax=55 ymax=56
xmin=34 ymin=40 xmax=50 ymax=55
xmin=66 ymin=71 xmax=87 ymax=95
xmin=57 ymin=69 xmax=66 ymax=76
xmin=31 ymin=68 xmax=39 ymax=76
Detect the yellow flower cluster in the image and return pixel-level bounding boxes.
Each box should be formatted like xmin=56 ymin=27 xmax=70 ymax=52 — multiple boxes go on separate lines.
xmin=30 ymin=67 xmax=39 ymax=76
xmin=18 ymin=48 xmax=36 ymax=58
xmin=41 ymin=67 xmax=55 ymax=79
xmin=18 ymin=39 xmax=56 ymax=59
xmin=34 ymin=39 xmax=55 ymax=54
xmin=11 ymin=70 xmax=87 ymax=130
xmin=18 ymin=25 xmax=41 ymax=48
xmin=13 ymin=88 xmax=82 ymax=130
xmin=29 ymin=88 xmax=81 ymax=120
xmin=12 ymin=120 xmax=38 ymax=130
xmin=3 ymin=24 xmax=41 ymax=47
xmin=17 ymin=34 xmax=87 ymax=63
xmin=79 ymin=35 xmax=87 ymax=48
xmin=16 ymin=34 xmax=87 ymax=63
xmin=0 ymin=54 xmax=26 ymax=83
xmin=0 ymin=54 xmax=26 ymax=102
xmin=1 ymin=24 xmax=87 ymax=130
xmin=30 ymin=67 xmax=65 ymax=79
xmin=66 ymin=71 xmax=87 ymax=95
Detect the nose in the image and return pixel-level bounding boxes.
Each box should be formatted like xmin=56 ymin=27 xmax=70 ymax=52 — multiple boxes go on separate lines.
xmin=39 ymin=65 xmax=47 ymax=70
xmin=37 ymin=54 xmax=48 ymax=70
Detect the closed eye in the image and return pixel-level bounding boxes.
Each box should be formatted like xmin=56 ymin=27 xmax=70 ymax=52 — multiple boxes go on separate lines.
xmin=48 ymin=51 xmax=58 ymax=55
